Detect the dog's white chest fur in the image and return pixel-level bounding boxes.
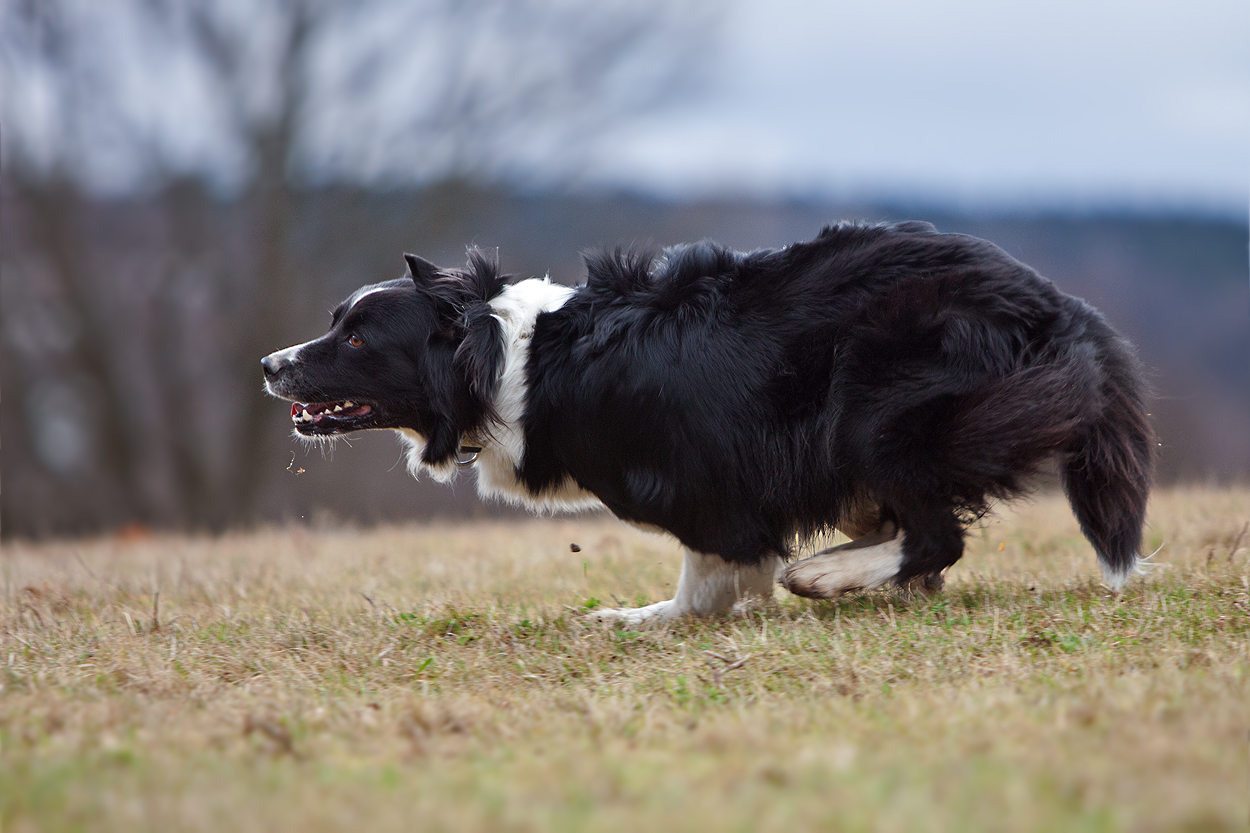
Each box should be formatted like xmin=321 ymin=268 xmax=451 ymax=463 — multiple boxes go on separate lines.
xmin=395 ymin=278 xmax=602 ymax=513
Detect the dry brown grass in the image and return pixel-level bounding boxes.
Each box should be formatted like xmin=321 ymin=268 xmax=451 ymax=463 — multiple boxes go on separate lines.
xmin=2 ymin=486 xmax=1248 ymax=832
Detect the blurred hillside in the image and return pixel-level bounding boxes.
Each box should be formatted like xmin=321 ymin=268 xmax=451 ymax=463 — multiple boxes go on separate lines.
xmin=4 ymin=186 xmax=1246 ymax=537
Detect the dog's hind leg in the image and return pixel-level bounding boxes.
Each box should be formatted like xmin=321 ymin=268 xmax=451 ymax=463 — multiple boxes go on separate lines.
xmin=830 ymin=497 xmax=946 ymax=594
xmin=589 ymin=549 xmax=781 ymax=624
xmin=781 ymin=523 xmax=905 ymax=599
xmin=781 ymin=515 xmax=956 ymax=600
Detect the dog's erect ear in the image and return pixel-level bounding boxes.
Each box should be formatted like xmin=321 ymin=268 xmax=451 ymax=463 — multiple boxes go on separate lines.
xmin=404 ymin=254 xmax=441 ymax=287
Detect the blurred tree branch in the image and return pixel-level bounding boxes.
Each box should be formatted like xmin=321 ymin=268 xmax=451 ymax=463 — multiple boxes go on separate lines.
xmin=0 ymin=0 xmax=716 ymax=535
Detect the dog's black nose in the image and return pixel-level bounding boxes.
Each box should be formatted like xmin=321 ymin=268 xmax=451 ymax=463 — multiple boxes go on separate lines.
xmin=261 ymin=355 xmax=280 ymax=378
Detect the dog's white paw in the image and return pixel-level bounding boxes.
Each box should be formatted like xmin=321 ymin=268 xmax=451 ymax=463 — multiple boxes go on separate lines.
xmin=782 ymin=530 xmax=904 ymax=599
xmin=587 ymin=599 xmax=683 ymax=624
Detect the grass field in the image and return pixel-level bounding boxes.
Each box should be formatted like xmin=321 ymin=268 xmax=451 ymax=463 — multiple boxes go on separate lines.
xmin=2 ymin=486 xmax=1247 ymax=832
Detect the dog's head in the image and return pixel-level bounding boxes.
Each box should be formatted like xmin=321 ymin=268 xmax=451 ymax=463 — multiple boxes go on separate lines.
xmin=262 ymin=251 xmax=507 ymax=470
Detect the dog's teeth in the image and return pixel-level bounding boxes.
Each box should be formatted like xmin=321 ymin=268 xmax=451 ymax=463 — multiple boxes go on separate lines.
xmin=333 ymin=404 xmax=343 ymax=412
xmin=344 ymin=401 xmax=354 ymax=408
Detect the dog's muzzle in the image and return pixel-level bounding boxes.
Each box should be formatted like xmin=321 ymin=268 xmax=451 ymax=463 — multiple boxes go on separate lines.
xmin=261 ymin=354 xmax=282 ymax=378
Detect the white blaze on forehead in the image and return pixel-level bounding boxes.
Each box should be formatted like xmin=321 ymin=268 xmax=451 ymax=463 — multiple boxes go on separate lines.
xmin=343 ymin=283 xmax=401 ymax=312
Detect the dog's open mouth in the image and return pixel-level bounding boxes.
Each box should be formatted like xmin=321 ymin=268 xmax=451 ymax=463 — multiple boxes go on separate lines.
xmin=290 ymin=400 xmax=374 ymax=435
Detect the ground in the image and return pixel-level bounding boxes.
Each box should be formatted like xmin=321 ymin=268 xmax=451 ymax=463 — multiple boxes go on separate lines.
xmin=1 ymin=486 xmax=1247 ymax=832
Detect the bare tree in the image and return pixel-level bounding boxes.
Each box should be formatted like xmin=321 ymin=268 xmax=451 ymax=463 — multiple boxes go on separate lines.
xmin=0 ymin=0 xmax=716 ymax=535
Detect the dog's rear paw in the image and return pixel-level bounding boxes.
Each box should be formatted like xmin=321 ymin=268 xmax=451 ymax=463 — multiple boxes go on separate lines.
xmin=781 ymin=533 xmax=904 ymax=599
xmin=587 ymin=599 xmax=681 ymax=624
xmin=782 ymin=558 xmax=865 ymax=599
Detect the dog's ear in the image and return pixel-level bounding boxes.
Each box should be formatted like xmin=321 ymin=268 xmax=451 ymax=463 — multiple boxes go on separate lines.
xmin=404 ymin=254 xmax=441 ymax=287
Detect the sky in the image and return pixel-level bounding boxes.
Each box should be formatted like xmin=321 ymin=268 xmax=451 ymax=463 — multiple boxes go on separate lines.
xmin=3 ymin=0 xmax=1247 ymax=215
xmin=593 ymin=0 xmax=1250 ymax=214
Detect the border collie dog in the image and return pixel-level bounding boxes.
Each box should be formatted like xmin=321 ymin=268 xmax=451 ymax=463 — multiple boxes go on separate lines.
xmin=262 ymin=222 xmax=1153 ymax=622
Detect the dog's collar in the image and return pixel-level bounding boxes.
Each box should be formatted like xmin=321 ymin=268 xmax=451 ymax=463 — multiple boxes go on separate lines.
xmin=456 ymin=444 xmax=482 ymax=467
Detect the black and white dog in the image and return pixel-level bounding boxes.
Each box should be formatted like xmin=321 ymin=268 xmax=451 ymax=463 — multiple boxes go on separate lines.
xmin=262 ymin=222 xmax=1153 ymax=622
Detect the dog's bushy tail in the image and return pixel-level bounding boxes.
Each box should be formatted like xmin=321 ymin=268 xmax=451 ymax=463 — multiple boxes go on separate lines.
xmin=919 ymin=327 xmax=1151 ymax=589
xmin=1060 ymin=334 xmax=1154 ymax=589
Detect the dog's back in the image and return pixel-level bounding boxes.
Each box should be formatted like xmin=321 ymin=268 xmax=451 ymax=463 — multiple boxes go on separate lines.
xmin=519 ymin=222 xmax=1152 ymax=586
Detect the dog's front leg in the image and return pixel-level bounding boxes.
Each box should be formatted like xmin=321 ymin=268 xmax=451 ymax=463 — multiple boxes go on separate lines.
xmin=589 ymin=549 xmax=780 ymax=624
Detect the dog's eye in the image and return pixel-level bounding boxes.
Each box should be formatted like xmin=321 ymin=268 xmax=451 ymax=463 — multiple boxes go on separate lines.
xmin=347 ymin=334 xmax=364 ymax=349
